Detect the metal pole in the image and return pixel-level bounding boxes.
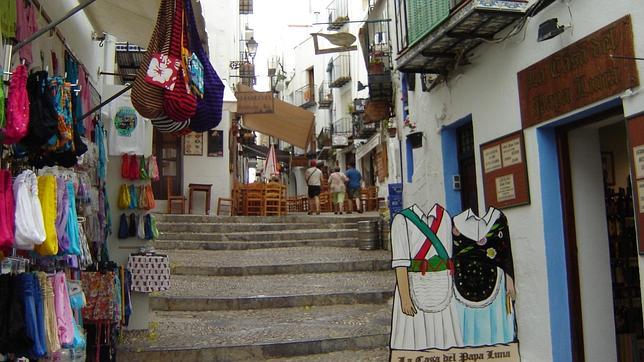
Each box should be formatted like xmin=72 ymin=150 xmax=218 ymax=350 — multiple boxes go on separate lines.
xmin=12 ymin=0 xmax=97 ymax=54
xmin=79 ymin=83 xmax=133 ymax=120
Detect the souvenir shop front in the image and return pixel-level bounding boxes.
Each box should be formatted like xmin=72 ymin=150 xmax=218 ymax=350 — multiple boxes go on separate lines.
xmin=0 ymin=0 xmax=223 ymax=360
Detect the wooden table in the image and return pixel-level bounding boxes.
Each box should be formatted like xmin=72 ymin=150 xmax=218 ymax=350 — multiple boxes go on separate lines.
xmin=188 ymin=183 xmax=212 ymax=215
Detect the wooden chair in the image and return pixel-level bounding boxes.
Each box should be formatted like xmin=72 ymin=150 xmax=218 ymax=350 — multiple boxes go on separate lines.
xmin=360 ymin=186 xmax=379 ymax=212
xmin=244 ymin=183 xmax=265 ymax=216
xmin=263 ymin=183 xmax=282 ymax=216
xmin=166 ymin=176 xmax=186 ymax=214
xmin=319 ymin=191 xmax=332 ymax=213
xmin=217 ymin=198 xmax=233 ymax=216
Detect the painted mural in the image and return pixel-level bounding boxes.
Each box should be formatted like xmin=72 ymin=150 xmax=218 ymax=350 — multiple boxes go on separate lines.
xmin=390 ymin=204 xmax=519 ymax=362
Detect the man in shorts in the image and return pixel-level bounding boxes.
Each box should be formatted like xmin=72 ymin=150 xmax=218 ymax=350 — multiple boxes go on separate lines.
xmin=305 ymin=160 xmax=322 ymax=215
xmin=345 ymin=162 xmax=363 ymax=213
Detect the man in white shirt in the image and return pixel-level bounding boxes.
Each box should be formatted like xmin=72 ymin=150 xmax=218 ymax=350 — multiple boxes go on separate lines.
xmin=305 ymin=160 xmax=322 ymax=215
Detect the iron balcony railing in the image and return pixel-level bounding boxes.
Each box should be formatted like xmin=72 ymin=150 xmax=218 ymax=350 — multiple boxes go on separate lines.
xmin=326 ymin=0 xmax=349 ymax=30
xmin=294 ymin=83 xmax=316 ymax=108
xmin=332 ymin=116 xmax=353 ymax=135
xmin=328 ymin=54 xmax=351 ymax=88
xmin=318 ymin=82 xmax=333 ymax=109
xmin=353 ymin=114 xmax=379 ymax=138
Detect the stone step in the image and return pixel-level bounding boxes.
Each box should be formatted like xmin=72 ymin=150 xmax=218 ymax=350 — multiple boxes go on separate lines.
xmin=157 ymin=229 xmax=358 ymax=242
xmin=155 ymin=222 xmax=358 ymax=233
xmin=167 ymin=247 xmax=391 ymax=276
xmin=150 ymin=271 xmax=394 ymax=311
xmin=118 ymin=304 xmax=392 ymax=361
xmin=265 ymin=348 xmax=389 ymax=361
xmin=154 ymin=213 xmax=380 ymax=224
xmin=153 ymin=238 xmax=360 ymax=251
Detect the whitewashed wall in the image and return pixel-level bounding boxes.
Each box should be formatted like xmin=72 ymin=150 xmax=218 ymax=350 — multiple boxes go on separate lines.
xmin=396 ymin=0 xmax=644 ymax=361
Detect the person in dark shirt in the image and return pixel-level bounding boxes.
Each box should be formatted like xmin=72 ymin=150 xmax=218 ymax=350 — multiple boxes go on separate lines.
xmin=345 ymin=162 xmax=362 ymax=213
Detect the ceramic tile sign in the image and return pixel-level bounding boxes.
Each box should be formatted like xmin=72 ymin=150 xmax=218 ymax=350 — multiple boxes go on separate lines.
xmin=627 ymin=114 xmax=644 ymax=253
xmin=389 ymin=204 xmax=519 ymax=361
xmin=480 ymin=131 xmax=530 ymax=209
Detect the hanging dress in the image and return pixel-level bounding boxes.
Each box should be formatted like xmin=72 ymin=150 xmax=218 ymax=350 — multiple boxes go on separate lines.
xmin=390 ymin=204 xmax=463 ymax=351
xmin=452 ymin=207 xmax=516 ymax=346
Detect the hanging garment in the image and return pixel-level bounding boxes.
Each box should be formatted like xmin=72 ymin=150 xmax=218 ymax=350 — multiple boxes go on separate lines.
xmin=24 ymin=71 xmax=59 ymax=149
xmin=3 ymin=64 xmax=30 ymax=144
xmin=0 ymin=0 xmax=16 ymax=38
xmin=55 ymin=176 xmax=71 ymax=252
xmin=13 ymin=170 xmax=46 ymax=250
xmin=78 ymin=67 xmax=93 ymax=137
xmin=36 ymin=175 xmax=59 ymax=256
xmin=52 ymin=272 xmax=75 ymax=346
xmin=184 ymin=0 xmax=225 ymax=132
xmin=0 ymin=76 xmax=5 ymax=129
xmin=46 ymin=77 xmax=75 ymax=152
xmin=452 ymin=207 xmax=516 ymax=346
xmin=81 ymin=271 xmax=117 ymax=322
xmin=15 ymin=0 xmax=38 ymax=65
xmin=117 ymin=213 xmax=129 ymax=239
xmin=127 ymin=253 xmax=170 ymax=293
xmin=20 ymin=273 xmax=46 ymax=359
xmin=36 ymin=272 xmax=61 ymax=355
xmin=95 ymin=122 xmax=107 ymax=180
xmin=107 ymin=93 xmax=152 ymax=156
xmin=65 ymin=181 xmax=81 ymax=255
xmin=0 ymin=169 xmax=15 ymax=247
xmin=390 ymin=204 xmax=463 ymax=351
xmin=148 ymin=155 xmax=160 ymax=181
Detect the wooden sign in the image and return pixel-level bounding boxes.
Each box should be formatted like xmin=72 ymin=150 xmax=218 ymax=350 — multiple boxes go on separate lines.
xmin=627 ymin=114 xmax=644 ymax=253
xmin=518 ymin=16 xmax=639 ymax=128
xmin=235 ymin=87 xmax=274 ymax=114
xmin=391 ymin=342 xmax=520 ymax=362
xmin=480 ymin=131 xmax=530 ymax=209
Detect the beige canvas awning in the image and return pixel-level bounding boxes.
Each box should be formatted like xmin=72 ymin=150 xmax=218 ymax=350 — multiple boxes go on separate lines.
xmin=238 ymin=85 xmax=315 ymax=149
xmin=84 ymin=0 xmax=208 ymax=50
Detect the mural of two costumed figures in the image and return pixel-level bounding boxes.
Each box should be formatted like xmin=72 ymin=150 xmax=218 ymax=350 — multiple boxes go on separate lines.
xmin=390 ymin=204 xmax=517 ymax=354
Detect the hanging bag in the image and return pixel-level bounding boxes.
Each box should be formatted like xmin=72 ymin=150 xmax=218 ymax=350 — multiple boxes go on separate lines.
xmin=139 ymin=156 xmax=149 ymax=180
xmin=3 ymin=64 xmax=30 ymax=144
xmin=137 ymin=212 xmax=147 ymax=239
xmin=121 ymin=154 xmax=131 ymax=179
xmin=118 ymin=184 xmax=131 ymax=210
xmin=184 ymin=0 xmax=226 ymax=132
xmin=129 ymin=184 xmax=139 ymax=209
xmin=118 ymin=213 xmax=129 ymax=239
xmin=163 ymin=0 xmax=197 ymax=123
xmin=145 ymin=184 xmax=156 ymax=210
xmin=148 ymin=156 xmax=160 ymax=181
xmin=128 ymin=155 xmax=140 ymax=180
xmin=131 ymin=0 xmax=173 ymax=118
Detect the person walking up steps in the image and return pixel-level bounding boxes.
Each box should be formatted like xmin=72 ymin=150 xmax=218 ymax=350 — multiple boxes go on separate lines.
xmin=305 ymin=160 xmax=322 ymax=215
xmin=329 ymin=167 xmax=348 ymax=214
xmin=345 ymin=162 xmax=363 ymax=214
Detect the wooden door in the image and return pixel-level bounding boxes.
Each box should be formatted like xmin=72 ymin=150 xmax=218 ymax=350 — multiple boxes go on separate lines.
xmin=152 ymin=129 xmax=183 ymax=199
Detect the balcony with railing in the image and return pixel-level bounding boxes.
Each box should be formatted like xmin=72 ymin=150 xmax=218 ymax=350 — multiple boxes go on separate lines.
xmin=328 ymin=54 xmax=351 ymax=88
xmin=395 ymin=0 xmax=532 ymax=75
xmin=294 ymin=84 xmax=316 ymax=108
xmin=318 ymin=82 xmax=333 ymax=109
xmin=353 ymin=113 xmax=380 ymax=139
xmin=331 ymin=116 xmax=353 ymax=147
xmin=326 ymin=0 xmax=349 ymax=30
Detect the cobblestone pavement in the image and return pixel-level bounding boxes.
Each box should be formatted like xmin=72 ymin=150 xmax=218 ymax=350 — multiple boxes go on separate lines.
xmin=165 ymin=247 xmax=390 ymax=268
xmin=264 ymin=347 xmax=390 ymax=361
xmin=120 ymin=303 xmax=393 ymax=350
xmin=156 ymin=271 xmax=395 ymax=298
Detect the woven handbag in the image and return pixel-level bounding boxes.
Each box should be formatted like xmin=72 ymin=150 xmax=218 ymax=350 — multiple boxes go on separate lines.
xmin=131 ymin=0 xmax=173 ymax=119
xmin=163 ymin=0 xmax=197 ymax=123
xmin=185 ymin=0 xmax=225 ymax=132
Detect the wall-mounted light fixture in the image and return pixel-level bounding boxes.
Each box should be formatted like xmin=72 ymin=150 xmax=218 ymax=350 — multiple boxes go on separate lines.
xmin=537 ymin=18 xmax=567 ymax=42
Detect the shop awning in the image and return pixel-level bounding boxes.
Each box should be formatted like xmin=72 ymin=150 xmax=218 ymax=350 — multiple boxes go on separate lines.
xmin=238 ymin=85 xmax=315 ymax=150
xmin=84 ymin=0 xmax=208 ymax=50
xmin=241 ymin=144 xmax=290 ymax=162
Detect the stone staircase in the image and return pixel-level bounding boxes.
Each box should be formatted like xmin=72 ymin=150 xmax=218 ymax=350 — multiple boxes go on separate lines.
xmin=118 ymin=213 xmax=394 ymax=361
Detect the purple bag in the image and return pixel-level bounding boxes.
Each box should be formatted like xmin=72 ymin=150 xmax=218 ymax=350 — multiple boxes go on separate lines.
xmin=185 ymin=0 xmax=225 ymax=132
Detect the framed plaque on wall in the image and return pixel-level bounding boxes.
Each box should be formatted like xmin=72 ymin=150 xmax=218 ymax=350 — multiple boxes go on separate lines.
xmin=480 ymin=131 xmax=530 ymax=209
xmin=183 ymin=132 xmax=203 ymax=156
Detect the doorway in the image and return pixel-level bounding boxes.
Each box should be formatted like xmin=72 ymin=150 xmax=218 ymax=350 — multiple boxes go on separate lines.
xmin=558 ymin=111 xmax=643 ymax=361
xmin=151 ymin=129 xmax=183 ymax=200
xmin=456 ymin=122 xmax=478 ymax=212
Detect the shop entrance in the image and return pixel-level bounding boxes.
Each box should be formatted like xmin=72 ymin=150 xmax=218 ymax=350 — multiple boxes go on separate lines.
xmin=558 ymin=109 xmax=643 ymax=361
xmin=151 ymin=129 xmax=183 ymax=200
